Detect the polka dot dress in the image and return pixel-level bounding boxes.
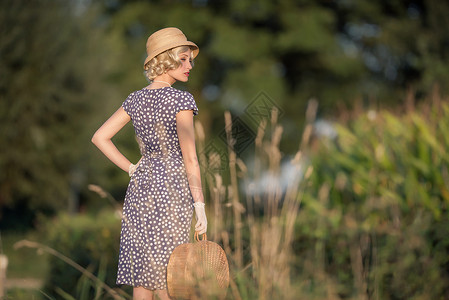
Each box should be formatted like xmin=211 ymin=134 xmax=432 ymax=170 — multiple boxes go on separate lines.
xmin=116 ymin=86 xmax=198 ymax=290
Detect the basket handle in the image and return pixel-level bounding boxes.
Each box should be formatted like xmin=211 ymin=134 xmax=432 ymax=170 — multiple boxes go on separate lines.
xmin=194 ymin=232 xmax=207 ymax=242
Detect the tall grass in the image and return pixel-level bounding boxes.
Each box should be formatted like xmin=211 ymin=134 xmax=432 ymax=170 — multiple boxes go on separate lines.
xmin=195 ymin=102 xmax=316 ymax=299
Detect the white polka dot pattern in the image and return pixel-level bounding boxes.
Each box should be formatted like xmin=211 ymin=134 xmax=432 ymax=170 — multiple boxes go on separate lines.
xmin=116 ymin=87 xmax=198 ymax=290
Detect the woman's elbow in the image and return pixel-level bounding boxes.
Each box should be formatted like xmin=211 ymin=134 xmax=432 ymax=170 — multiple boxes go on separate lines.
xmin=91 ymin=131 xmax=102 ymax=146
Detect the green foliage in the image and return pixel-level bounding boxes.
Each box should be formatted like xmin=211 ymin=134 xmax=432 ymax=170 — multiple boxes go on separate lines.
xmin=0 ymin=0 xmax=121 ymax=226
xmin=296 ymin=100 xmax=449 ymax=298
xmin=41 ymin=209 xmax=124 ymax=299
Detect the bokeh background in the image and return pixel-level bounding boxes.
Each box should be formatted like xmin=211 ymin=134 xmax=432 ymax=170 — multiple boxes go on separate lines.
xmin=1 ymin=0 xmax=449 ymax=299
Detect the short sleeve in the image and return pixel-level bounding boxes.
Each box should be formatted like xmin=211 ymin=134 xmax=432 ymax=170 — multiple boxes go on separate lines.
xmin=175 ymin=91 xmax=198 ymax=116
xmin=122 ymin=92 xmax=136 ymax=117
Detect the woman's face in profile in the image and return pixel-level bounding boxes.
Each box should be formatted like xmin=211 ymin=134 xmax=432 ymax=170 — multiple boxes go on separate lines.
xmin=167 ymin=49 xmax=193 ymax=83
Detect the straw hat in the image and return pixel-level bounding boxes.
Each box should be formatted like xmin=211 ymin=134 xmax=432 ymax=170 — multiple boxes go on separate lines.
xmin=143 ymin=27 xmax=199 ymax=69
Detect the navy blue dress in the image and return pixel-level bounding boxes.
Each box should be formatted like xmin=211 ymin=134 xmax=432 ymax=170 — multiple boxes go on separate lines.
xmin=116 ymin=87 xmax=198 ymax=290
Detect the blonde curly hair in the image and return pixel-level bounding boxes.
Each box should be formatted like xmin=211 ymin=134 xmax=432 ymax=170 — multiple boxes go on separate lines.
xmin=144 ymin=46 xmax=195 ymax=81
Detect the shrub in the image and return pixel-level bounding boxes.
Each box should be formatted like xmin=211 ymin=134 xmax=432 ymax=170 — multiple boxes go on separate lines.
xmin=41 ymin=209 xmax=126 ymax=299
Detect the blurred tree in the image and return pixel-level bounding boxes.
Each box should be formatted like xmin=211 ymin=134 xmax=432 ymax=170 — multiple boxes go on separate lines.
xmin=334 ymin=0 xmax=449 ymax=100
xmin=0 ymin=0 xmax=119 ymax=229
xmin=97 ymin=0 xmax=449 ymax=108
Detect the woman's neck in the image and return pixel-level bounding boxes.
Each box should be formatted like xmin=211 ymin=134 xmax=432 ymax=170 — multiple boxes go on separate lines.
xmin=152 ymin=80 xmax=172 ymax=87
xmin=156 ymin=74 xmax=175 ymax=84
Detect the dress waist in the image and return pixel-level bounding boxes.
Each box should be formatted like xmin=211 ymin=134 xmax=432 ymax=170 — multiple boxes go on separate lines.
xmin=144 ymin=149 xmax=181 ymax=159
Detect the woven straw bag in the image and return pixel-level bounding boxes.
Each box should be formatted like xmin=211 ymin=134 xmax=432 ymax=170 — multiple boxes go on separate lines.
xmin=167 ymin=232 xmax=229 ymax=299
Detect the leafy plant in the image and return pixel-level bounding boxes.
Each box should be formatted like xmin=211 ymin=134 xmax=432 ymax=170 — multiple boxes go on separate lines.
xmin=296 ymin=98 xmax=449 ymax=299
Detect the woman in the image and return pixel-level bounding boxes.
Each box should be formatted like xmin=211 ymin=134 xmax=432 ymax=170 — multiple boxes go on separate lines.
xmin=92 ymin=27 xmax=207 ymax=300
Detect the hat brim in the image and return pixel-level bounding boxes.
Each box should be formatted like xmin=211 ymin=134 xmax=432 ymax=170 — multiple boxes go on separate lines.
xmin=144 ymin=41 xmax=199 ymax=69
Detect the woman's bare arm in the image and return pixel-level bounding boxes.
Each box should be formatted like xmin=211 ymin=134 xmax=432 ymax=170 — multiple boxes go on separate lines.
xmin=176 ymin=110 xmax=204 ymax=203
xmin=91 ymin=107 xmax=133 ymax=173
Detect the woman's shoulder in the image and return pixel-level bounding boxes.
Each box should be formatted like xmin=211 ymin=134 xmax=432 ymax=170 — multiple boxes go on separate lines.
xmin=159 ymin=88 xmax=195 ymax=106
xmin=167 ymin=87 xmax=194 ymax=98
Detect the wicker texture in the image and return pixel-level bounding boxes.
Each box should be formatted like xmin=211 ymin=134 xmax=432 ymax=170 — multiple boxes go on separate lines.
xmin=167 ymin=233 xmax=229 ymax=299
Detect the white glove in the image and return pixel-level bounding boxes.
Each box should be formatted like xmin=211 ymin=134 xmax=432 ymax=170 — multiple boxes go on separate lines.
xmin=128 ymin=157 xmax=143 ymax=177
xmin=128 ymin=163 xmax=138 ymax=177
xmin=194 ymin=202 xmax=207 ymax=235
